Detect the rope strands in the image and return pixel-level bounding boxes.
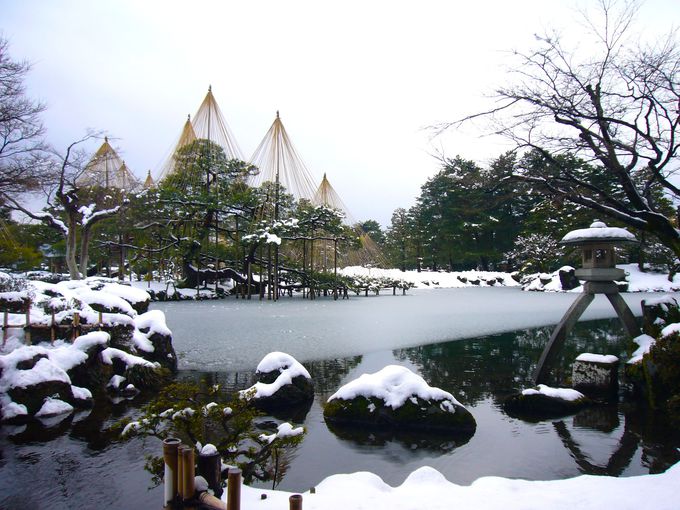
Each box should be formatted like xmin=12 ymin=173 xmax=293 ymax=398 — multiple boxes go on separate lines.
xmin=192 ymin=86 xmax=243 ymax=161
xmin=249 ymin=111 xmax=319 ymax=202
xmin=77 ymin=137 xmax=141 ymax=191
xmin=158 ymin=87 xmax=243 ymax=183
xmin=313 ymin=172 xmax=354 ymax=224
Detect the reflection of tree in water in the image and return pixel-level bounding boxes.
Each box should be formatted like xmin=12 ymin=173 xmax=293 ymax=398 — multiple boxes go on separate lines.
xmin=395 ymin=319 xmax=630 ymax=404
xmin=305 ymin=356 xmax=362 ymax=394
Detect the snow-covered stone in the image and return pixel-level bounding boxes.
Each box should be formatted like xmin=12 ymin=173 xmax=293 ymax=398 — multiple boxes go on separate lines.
xmin=324 ymin=365 xmax=475 ymax=434
xmin=241 ymin=352 xmax=313 ymax=410
xmin=573 ymin=354 xmax=619 ymax=396
xmin=504 ymin=384 xmax=590 ymax=418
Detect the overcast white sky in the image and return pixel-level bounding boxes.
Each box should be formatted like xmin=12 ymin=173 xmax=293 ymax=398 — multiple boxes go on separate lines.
xmin=2 ymin=0 xmax=677 ymax=226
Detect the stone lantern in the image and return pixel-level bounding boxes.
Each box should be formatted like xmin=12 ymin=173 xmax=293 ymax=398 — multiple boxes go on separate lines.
xmin=534 ymin=221 xmax=640 ymax=385
xmin=561 ymin=220 xmax=636 ymax=292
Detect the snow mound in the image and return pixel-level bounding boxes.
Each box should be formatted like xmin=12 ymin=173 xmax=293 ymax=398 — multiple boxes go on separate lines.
xmin=521 ymin=384 xmax=584 ymax=402
xmin=239 ymin=462 xmax=680 ymax=510
xmin=328 ymin=365 xmax=461 ymax=409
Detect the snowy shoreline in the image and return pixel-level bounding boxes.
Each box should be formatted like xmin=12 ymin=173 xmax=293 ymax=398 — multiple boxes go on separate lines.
xmin=234 ymin=462 xmax=680 ymax=510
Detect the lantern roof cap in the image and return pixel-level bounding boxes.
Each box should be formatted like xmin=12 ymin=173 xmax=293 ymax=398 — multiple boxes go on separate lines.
xmin=561 ymin=220 xmax=637 ymax=245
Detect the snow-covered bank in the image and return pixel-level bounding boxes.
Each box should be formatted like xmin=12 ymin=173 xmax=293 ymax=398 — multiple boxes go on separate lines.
xmin=340 ymin=266 xmax=519 ymax=289
xmin=340 ymin=264 xmax=680 ymax=293
xmin=0 ymin=275 xmax=175 ymax=422
xmin=239 ymin=462 xmax=680 ymax=510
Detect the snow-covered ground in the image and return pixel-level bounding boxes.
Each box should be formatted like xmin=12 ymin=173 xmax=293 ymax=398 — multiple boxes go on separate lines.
xmin=339 ymin=263 xmax=680 ymax=292
xmin=236 ymin=462 xmax=680 ymax=510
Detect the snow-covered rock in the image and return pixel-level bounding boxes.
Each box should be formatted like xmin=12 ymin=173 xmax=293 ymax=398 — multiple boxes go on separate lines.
xmin=241 ymin=352 xmax=313 ymax=410
xmin=503 ymin=384 xmax=590 ymax=419
xmin=0 ymin=275 xmax=175 ymax=422
xmin=324 ymin=365 xmax=476 ymax=434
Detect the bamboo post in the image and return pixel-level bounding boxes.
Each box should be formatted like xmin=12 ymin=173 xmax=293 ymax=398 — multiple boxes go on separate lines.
xmin=163 ymin=438 xmax=181 ymax=507
xmin=182 ymin=445 xmax=195 ymax=503
xmin=199 ymin=491 xmax=227 ymax=510
xmin=25 ymin=305 xmax=31 ymax=344
xmin=289 ymin=494 xmax=303 ymax=510
xmin=51 ymin=311 xmax=56 ymax=343
xmin=98 ymin=311 xmax=103 ymax=330
xmin=177 ymin=444 xmax=187 ymax=501
xmin=226 ymin=468 xmax=242 ymax=510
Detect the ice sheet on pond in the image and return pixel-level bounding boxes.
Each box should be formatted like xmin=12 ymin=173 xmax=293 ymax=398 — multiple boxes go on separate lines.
xmin=154 ymin=287 xmax=672 ymax=371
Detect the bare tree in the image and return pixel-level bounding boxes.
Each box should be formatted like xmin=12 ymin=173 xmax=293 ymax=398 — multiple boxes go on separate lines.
xmin=0 ymin=36 xmax=50 ymax=198
xmin=4 ymin=135 xmax=124 ymax=279
xmin=442 ymin=1 xmax=680 ymax=256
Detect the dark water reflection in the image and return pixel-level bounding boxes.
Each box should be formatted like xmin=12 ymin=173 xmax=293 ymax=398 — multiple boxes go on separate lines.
xmin=1 ymin=319 xmax=680 ymax=508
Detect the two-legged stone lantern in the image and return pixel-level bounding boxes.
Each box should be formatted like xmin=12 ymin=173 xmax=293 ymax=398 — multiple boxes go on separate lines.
xmin=534 ymin=221 xmax=640 ymax=384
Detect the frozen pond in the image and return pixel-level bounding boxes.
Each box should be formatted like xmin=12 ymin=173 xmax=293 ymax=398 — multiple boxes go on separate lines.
xmin=2 ymin=287 xmax=679 ymax=509
xmin=159 ymin=287 xmax=662 ymax=371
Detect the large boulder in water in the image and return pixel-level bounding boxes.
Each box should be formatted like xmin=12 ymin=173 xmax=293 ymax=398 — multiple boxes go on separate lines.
xmin=323 ymin=365 xmax=476 ymax=435
xmin=240 ymin=352 xmax=313 ymax=410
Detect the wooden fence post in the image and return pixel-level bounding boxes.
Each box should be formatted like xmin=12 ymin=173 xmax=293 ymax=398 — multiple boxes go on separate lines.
xmin=289 ymin=494 xmax=303 ymax=510
xmin=226 ymin=468 xmax=242 ymax=510
xmin=24 ymin=305 xmax=31 ymax=344
xmin=2 ymin=310 xmax=7 ymax=345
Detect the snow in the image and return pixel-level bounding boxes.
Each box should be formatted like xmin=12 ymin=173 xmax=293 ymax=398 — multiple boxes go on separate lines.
xmin=35 ymin=397 xmax=74 ymax=417
xmin=521 ymin=384 xmax=584 ymax=402
xmin=134 ymin=309 xmax=172 ymax=337
xmin=259 ymin=422 xmax=305 ymax=444
xmin=101 ymin=283 xmax=150 ymax=305
xmin=8 ymin=357 xmax=70 ymax=389
xmin=76 ymin=290 xmax=136 ymax=317
xmin=100 ymin=347 xmax=158 ymax=369
xmin=1 ymin=401 xmax=28 ymax=419
xmin=660 ymin=322 xmax=680 ymax=338
xmin=201 ymin=443 xmax=218 ymax=455
xmin=340 ymin=266 xmax=519 ymax=289
xmin=107 ymin=375 xmax=126 ymax=389
xmin=72 ymin=331 xmax=110 ymax=351
xmin=327 ymin=365 xmax=462 ymax=409
xmin=575 ymin=353 xmax=619 ymax=364
xmin=241 ymin=352 xmax=311 ymax=399
xmin=561 ymin=221 xmax=636 ymax=243
xmin=233 ymin=463 xmax=680 ymax=510
xmin=71 ymin=385 xmax=92 ymax=400
xmin=628 ymin=334 xmax=656 ymax=364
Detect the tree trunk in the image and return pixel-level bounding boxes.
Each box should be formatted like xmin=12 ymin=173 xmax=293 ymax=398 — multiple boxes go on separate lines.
xmin=65 ymin=214 xmax=80 ymax=279
xmin=79 ymin=225 xmax=92 ymax=278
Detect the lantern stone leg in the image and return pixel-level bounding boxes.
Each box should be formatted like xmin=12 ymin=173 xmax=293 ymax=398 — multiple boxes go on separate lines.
xmin=534 ymin=293 xmax=594 ymax=385
xmin=606 ymin=292 xmax=640 ymax=339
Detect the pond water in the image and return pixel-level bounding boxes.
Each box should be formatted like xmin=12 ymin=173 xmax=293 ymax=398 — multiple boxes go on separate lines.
xmin=1 ymin=288 xmax=679 ymax=509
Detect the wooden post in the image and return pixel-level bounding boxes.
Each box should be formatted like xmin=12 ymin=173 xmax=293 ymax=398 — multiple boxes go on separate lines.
xmin=333 ymin=238 xmax=338 ymax=301
xmin=25 ymin=305 xmax=31 ymax=344
xmin=2 ymin=310 xmax=8 ymax=345
xmin=226 ymin=468 xmax=242 ymax=510
xmin=289 ymin=494 xmax=303 ymax=510
xmin=198 ymin=448 xmax=222 ymax=498
xmin=72 ymin=311 xmax=80 ymax=341
xmin=98 ymin=311 xmax=103 ymax=330
xmin=51 ymin=311 xmax=56 ymax=343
